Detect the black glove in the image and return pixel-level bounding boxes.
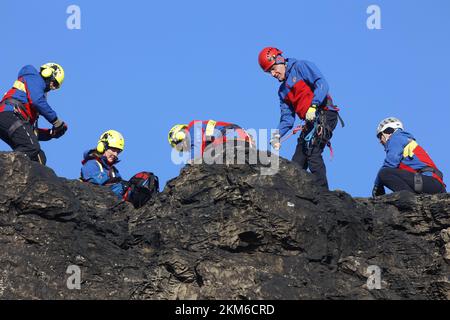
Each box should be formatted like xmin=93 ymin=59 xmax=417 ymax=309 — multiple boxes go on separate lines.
xmin=372 ymin=185 xmax=385 ymax=198
xmin=51 ymin=119 xmax=68 ymax=139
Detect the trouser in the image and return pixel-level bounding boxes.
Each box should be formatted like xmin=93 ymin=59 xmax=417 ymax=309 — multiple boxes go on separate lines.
xmin=292 ymin=110 xmax=338 ymax=190
xmin=0 ymin=111 xmax=46 ymax=165
xmin=378 ymin=167 xmax=446 ymax=194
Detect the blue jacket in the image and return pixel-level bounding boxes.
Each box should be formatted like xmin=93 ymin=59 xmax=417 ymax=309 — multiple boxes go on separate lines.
xmin=375 ymin=130 xmax=445 ymax=186
xmin=277 ymin=58 xmax=336 ymax=137
xmin=80 ymin=150 xmax=125 ymax=198
xmin=0 ymin=65 xmax=58 ymax=125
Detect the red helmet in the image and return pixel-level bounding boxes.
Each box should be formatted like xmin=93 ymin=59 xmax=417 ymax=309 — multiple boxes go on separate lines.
xmin=258 ymin=47 xmax=284 ymax=72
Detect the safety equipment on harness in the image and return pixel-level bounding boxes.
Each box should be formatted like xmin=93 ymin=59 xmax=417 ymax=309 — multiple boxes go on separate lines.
xmin=0 ymin=98 xmax=31 ymax=138
xmin=295 ymin=96 xmax=343 ymax=159
xmin=414 ymin=173 xmax=423 ymax=193
xmin=305 ymin=105 xmax=318 ymax=122
xmin=258 ymin=47 xmax=284 ymax=72
xmin=400 ymin=140 xmax=445 ymax=192
xmin=97 ymin=130 xmax=125 ymax=153
xmin=303 ymin=110 xmax=335 ymax=153
xmin=413 ymin=167 xmax=445 ymax=193
xmin=279 ymin=99 xmax=343 ymax=160
xmin=4 ymin=82 xmax=34 ymax=124
xmin=376 ymin=117 xmax=403 ymax=138
xmin=40 ymin=63 xmax=65 ymax=88
xmin=3 ymin=98 xmax=30 ymax=122
xmin=168 ymin=124 xmax=188 ymax=147
xmin=122 ymin=171 xmax=159 ymax=209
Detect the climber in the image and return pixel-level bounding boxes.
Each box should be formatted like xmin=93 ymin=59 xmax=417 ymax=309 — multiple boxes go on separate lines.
xmin=168 ymin=120 xmax=253 ymax=162
xmin=258 ymin=47 xmax=343 ymax=190
xmin=80 ymin=130 xmax=159 ymax=208
xmin=0 ymin=63 xmax=68 ymax=165
xmin=80 ymin=130 xmax=127 ymax=198
xmin=372 ymin=117 xmax=446 ymax=197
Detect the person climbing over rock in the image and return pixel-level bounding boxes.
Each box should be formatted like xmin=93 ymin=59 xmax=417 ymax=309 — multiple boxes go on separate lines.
xmin=372 ymin=117 xmax=446 ymax=197
xmin=258 ymin=47 xmax=343 ymax=190
xmin=168 ymin=120 xmax=254 ymax=163
xmin=0 ymin=63 xmax=68 ymax=165
xmin=80 ymin=130 xmax=159 ymax=208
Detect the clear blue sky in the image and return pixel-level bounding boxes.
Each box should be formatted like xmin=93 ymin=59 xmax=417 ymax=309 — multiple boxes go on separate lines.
xmin=1 ymin=0 xmax=449 ymax=197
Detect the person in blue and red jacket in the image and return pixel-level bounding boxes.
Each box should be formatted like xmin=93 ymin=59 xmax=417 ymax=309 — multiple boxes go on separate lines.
xmin=81 ymin=130 xmax=159 ymax=208
xmin=372 ymin=117 xmax=446 ymax=197
xmin=168 ymin=120 xmax=253 ymax=162
xmin=0 ymin=63 xmax=68 ymax=165
xmin=80 ymin=130 xmax=127 ymax=198
xmin=258 ymin=47 xmax=343 ymax=190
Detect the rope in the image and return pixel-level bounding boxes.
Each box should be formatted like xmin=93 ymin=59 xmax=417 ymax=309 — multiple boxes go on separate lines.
xmin=304 ymin=121 xmax=318 ymax=149
xmin=280 ymin=125 xmax=304 ymax=143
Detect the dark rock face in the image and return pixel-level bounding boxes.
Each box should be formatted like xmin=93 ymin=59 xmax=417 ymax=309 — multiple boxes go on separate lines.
xmin=0 ymin=151 xmax=449 ymax=299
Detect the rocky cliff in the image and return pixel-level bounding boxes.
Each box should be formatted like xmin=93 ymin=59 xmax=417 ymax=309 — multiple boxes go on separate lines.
xmin=0 ymin=151 xmax=449 ymax=300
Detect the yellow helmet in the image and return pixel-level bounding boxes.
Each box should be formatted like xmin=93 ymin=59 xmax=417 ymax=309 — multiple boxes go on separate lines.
xmin=97 ymin=130 xmax=125 ymax=153
xmin=40 ymin=63 xmax=65 ymax=88
xmin=168 ymin=124 xmax=188 ymax=148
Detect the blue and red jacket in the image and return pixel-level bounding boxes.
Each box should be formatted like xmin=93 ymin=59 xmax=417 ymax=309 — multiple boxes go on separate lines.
xmin=375 ymin=129 xmax=445 ymax=187
xmin=80 ymin=150 xmax=125 ymax=198
xmin=277 ymin=58 xmax=338 ymax=137
xmin=186 ymin=120 xmax=251 ymax=160
xmin=0 ymin=65 xmax=58 ymax=127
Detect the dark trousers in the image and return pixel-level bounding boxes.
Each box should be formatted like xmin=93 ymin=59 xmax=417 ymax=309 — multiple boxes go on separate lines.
xmin=0 ymin=111 xmax=46 ymax=165
xmin=292 ymin=110 xmax=338 ymax=190
xmin=377 ymin=167 xmax=446 ymax=194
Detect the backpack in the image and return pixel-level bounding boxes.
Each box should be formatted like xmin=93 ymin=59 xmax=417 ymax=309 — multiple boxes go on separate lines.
xmin=123 ymin=171 xmax=159 ymax=208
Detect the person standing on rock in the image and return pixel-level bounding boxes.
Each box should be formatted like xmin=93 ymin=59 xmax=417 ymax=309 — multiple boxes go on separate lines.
xmin=81 ymin=130 xmax=159 ymax=208
xmin=0 ymin=63 xmax=68 ymax=165
xmin=258 ymin=47 xmax=343 ymax=190
xmin=372 ymin=117 xmax=446 ymax=197
xmin=168 ymin=120 xmax=253 ymax=163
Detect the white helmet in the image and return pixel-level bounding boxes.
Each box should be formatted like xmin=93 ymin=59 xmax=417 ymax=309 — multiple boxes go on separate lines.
xmin=376 ymin=117 xmax=404 ymax=137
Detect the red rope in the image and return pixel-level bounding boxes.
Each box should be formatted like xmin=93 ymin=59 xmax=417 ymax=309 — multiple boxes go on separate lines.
xmin=280 ymin=125 xmax=304 ymax=143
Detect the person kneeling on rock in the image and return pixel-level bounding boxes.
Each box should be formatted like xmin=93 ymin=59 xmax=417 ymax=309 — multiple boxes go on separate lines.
xmin=168 ymin=120 xmax=254 ymax=164
xmin=80 ymin=130 xmax=159 ymax=208
xmin=372 ymin=117 xmax=446 ymax=197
